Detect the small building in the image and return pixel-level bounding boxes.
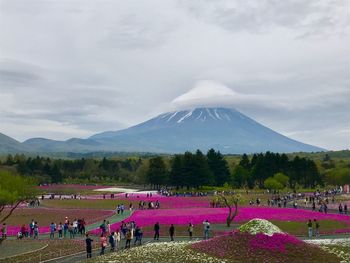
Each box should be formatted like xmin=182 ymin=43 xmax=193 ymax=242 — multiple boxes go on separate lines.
xmin=343 ymin=184 xmax=350 ymax=194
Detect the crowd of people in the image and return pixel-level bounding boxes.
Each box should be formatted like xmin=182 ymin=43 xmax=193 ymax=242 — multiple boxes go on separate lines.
xmin=87 ymin=219 xmax=208 ymax=258
xmin=7 ymin=217 xmax=87 ymax=240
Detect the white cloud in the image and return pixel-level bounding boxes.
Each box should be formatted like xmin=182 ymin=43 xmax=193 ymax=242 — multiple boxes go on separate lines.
xmin=0 ymin=0 xmax=349 ymax=150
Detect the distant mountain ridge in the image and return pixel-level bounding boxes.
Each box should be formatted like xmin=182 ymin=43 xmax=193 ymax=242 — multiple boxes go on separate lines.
xmin=0 ymin=133 xmax=29 ymax=153
xmin=1 ymin=107 xmax=325 ymax=154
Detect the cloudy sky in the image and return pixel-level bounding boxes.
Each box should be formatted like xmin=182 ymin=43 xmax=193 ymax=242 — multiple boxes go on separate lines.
xmin=0 ymin=0 xmax=349 ymax=150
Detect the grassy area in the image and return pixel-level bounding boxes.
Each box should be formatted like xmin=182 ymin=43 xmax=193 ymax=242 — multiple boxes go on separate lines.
xmin=0 ymin=240 xmax=46 ymax=259
xmin=4 ymin=208 xmax=113 ymax=226
xmin=0 ymin=239 xmax=95 ymax=263
xmin=139 ymin=223 xmax=239 ymax=238
xmin=138 ymin=220 xmax=348 ymax=238
xmin=41 ymin=199 xmax=128 ymax=210
xmin=272 ymin=220 xmax=348 ymax=236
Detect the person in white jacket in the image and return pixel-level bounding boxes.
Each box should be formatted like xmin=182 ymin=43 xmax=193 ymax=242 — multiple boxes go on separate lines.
xmin=114 ymin=230 xmax=121 ymax=251
xmin=203 ymin=220 xmax=210 ymax=240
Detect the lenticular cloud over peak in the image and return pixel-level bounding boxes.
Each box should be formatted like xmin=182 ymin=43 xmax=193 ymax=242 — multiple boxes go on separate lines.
xmin=172 ymin=80 xmax=238 ymax=109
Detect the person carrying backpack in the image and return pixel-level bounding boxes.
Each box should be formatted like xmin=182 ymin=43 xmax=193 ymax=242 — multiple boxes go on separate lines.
xmin=203 ymin=220 xmax=210 ymax=240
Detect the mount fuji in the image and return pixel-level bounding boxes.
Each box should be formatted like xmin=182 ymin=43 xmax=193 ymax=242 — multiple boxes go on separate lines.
xmin=3 ymin=107 xmax=324 ymax=154
xmin=88 ymin=107 xmax=324 ymax=154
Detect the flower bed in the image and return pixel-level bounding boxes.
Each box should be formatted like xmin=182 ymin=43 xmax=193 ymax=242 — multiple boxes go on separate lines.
xmin=91 ymin=206 xmax=350 ymax=235
xmin=5 ymin=208 xmax=113 ymax=236
xmin=92 ymin=241 xmax=223 ymax=263
xmin=239 ymin=218 xmax=283 ymax=236
xmin=191 ymin=232 xmax=339 ymax=263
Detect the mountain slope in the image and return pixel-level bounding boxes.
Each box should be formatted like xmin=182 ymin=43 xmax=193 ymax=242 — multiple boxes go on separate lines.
xmin=22 ymin=137 xmax=104 ymax=153
xmin=5 ymin=107 xmax=325 ymax=154
xmin=0 ymin=133 xmax=28 ymax=153
xmin=90 ymin=107 xmax=324 ymax=154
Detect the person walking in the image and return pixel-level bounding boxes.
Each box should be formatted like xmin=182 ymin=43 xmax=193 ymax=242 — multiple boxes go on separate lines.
xmin=33 ymin=222 xmax=39 ymax=239
xmin=63 ymin=221 xmax=68 ymax=238
xmin=1 ymin=223 xmax=7 ymax=240
xmin=49 ymin=222 xmax=56 ymax=239
xmin=29 ymin=219 xmax=35 ymax=238
xmin=345 ymin=204 xmax=348 ymax=215
xmin=100 ymin=220 xmax=107 ymax=236
xmin=203 ymin=220 xmax=210 ymax=240
xmin=134 ymin=226 xmax=143 ymax=246
xmin=57 ymin=222 xmax=63 ymax=239
xmin=188 ymin=223 xmax=194 ymax=239
xmin=153 ymin=222 xmax=160 ymax=240
xmin=339 ymin=204 xmax=343 ymax=214
xmin=114 ymin=230 xmax=121 ymax=250
xmin=314 ymin=219 xmax=320 ymax=237
xmin=100 ymin=234 xmax=107 ymax=255
xmin=68 ymin=223 xmax=74 ymax=239
xmin=86 ymin=233 xmax=94 ymax=259
xmin=109 ymin=232 xmax=116 ymax=252
xmin=307 ymin=219 xmax=313 ymax=238
xmin=169 ymin=224 xmax=175 ymax=241
xmin=125 ymin=230 xmax=132 ymax=249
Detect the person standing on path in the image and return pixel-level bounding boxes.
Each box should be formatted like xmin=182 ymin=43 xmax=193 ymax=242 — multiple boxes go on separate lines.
xmin=100 ymin=220 xmax=107 ymax=236
xmin=100 ymin=233 xmax=107 ymax=255
xmin=68 ymin=223 xmax=74 ymax=239
xmin=125 ymin=230 xmax=132 ymax=249
xmin=57 ymin=222 xmax=63 ymax=239
xmin=109 ymin=232 xmax=116 ymax=252
xmin=33 ymin=222 xmax=39 ymax=239
xmin=203 ymin=220 xmax=210 ymax=240
xmin=114 ymin=230 xmax=121 ymax=251
xmin=188 ymin=223 xmax=193 ymax=240
xmin=154 ymin=222 xmax=160 ymax=240
xmin=1 ymin=223 xmax=7 ymax=240
xmin=29 ymin=219 xmax=35 ymax=238
xmin=307 ymin=219 xmax=313 ymax=238
xmin=134 ymin=226 xmax=142 ymax=246
xmin=85 ymin=233 xmax=94 ymax=259
xmin=314 ymin=219 xmax=320 ymax=237
xmin=169 ymin=224 xmax=175 ymax=241
xmin=49 ymin=222 xmax=56 ymax=239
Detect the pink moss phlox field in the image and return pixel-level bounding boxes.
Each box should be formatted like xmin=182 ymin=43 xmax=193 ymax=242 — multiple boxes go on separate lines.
xmin=234 ymin=207 xmax=350 ymax=224
xmin=91 ymin=206 xmax=350 ymax=234
xmin=250 ymin=233 xmax=302 ymax=252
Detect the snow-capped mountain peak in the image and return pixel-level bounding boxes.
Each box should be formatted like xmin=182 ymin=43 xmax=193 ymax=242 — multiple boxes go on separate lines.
xmin=89 ymin=106 xmax=324 ymax=153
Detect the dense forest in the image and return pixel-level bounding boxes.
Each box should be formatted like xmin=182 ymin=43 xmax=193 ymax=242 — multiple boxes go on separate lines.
xmin=2 ymin=149 xmax=349 ymax=190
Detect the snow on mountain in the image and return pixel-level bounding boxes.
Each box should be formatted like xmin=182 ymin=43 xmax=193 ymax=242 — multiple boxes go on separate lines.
xmin=1 ymin=107 xmax=324 ymax=154
xmin=90 ymin=107 xmax=325 ymax=154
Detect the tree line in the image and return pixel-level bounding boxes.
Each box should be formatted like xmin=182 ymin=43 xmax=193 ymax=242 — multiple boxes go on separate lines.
xmin=146 ymin=150 xmax=323 ymax=189
xmin=0 ymin=150 xmax=330 ymax=189
xmin=1 ymin=154 xmax=143 ymax=184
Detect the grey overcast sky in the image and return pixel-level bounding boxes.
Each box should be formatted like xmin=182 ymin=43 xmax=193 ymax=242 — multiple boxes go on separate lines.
xmin=0 ymin=0 xmax=349 ymax=150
